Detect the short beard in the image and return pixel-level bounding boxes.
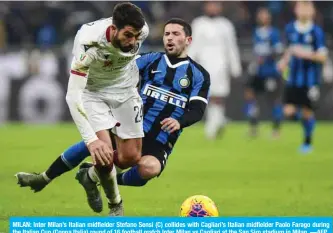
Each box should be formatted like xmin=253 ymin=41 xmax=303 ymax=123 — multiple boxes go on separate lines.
xmin=112 ymin=32 xmax=122 ymax=48
xmin=112 ymin=32 xmax=133 ymax=52
xmin=165 ymin=49 xmax=181 ymax=58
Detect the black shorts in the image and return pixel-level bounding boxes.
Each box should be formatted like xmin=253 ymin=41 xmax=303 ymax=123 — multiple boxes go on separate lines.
xmin=246 ymin=76 xmax=282 ymax=96
xmin=142 ymin=136 xmax=171 ymax=176
xmin=109 ymin=133 xmax=172 ymax=176
xmin=283 ymin=86 xmax=320 ymax=109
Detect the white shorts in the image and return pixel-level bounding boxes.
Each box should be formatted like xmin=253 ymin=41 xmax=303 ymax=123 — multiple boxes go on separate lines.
xmin=82 ymin=88 xmax=144 ymax=139
xmin=209 ymin=75 xmax=231 ymax=97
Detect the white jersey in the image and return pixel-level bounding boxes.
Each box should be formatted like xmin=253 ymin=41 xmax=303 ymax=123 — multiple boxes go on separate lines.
xmin=66 ymin=17 xmax=149 ymax=145
xmin=71 ymin=17 xmax=149 ymax=93
xmin=189 ymin=16 xmax=242 ymax=96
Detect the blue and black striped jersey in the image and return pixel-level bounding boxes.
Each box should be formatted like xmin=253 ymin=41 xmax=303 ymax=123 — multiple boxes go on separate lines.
xmin=136 ymin=52 xmax=210 ymax=152
xmin=253 ymin=26 xmax=282 ymax=78
xmin=285 ymin=21 xmax=327 ymax=88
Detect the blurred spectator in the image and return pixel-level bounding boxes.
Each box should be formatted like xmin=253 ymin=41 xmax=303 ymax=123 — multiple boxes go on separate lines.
xmin=1 ymin=1 xmax=332 ymax=47
xmin=36 ymin=23 xmax=57 ymax=49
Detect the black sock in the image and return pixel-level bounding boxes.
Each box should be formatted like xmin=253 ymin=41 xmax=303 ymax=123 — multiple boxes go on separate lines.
xmin=273 ymin=119 xmax=281 ymax=131
xmin=250 ymin=117 xmax=258 ymax=127
xmin=45 ymin=156 xmax=71 ymax=180
xmin=304 ymin=136 xmax=311 ymax=145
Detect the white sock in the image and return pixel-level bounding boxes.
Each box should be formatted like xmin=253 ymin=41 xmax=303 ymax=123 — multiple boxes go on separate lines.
xmin=205 ymin=104 xmax=223 ymax=139
xmin=96 ymin=165 xmax=121 ymax=205
xmin=41 ymin=172 xmax=51 ymax=183
xmin=108 ymin=166 xmax=121 ymax=204
xmin=88 ymin=166 xmax=100 ymax=183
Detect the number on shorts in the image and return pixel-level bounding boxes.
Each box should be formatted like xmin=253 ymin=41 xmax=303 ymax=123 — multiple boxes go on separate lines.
xmin=134 ymin=105 xmax=143 ymax=123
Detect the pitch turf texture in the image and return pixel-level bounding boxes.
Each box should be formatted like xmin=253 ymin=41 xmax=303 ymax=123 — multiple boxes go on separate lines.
xmin=0 ymin=123 xmax=332 ymax=231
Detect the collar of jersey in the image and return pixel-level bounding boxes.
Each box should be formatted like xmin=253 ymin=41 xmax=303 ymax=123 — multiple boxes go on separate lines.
xmin=164 ymin=54 xmax=189 ymax=69
xmin=294 ymin=20 xmax=314 ymax=33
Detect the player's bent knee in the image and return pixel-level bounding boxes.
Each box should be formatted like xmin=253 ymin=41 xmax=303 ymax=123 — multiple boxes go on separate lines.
xmin=119 ymin=150 xmax=141 ymax=168
xmin=138 ymin=156 xmax=161 ymax=180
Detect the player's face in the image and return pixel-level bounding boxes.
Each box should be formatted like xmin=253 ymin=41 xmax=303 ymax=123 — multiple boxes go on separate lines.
xmin=113 ymin=25 xmax=142 ymax=52
xmin=295 ymin=2 xmax=315 ymax=22
xmin=204 ymin=1 xmax=223 ymax=17
xmin=257 ymin=9 xmax=271 ymax=26
xmin=163 ymin=24 xmax=192 ymax=57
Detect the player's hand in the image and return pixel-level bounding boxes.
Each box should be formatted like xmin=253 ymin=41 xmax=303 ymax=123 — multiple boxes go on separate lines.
xmin=87 ymin=139 xmax=113 ymax=166
xmin=161 ymin=118 xmax=181 ymax=133
xmin=290 ymin=45 xmax=312 ymax=59
xmin=277 ymin=59 xmax=288 ymax=72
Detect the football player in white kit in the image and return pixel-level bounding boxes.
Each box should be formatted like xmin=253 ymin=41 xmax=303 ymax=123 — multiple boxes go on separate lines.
xmin=189 ymin=1 xmax=242 ymax=139
xmin=65 ymin=2 xmax=148 ymax=215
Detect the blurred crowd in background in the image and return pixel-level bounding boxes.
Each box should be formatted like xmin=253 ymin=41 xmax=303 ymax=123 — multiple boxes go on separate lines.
xmin=1 ymin=1 xmax=333 ymax=49
xmin=1 ymin=1 xmax=333 ymax=124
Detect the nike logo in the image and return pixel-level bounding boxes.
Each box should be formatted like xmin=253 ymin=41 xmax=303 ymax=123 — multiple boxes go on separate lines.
xmin=151 ymin=70 xmax=162 ymax=74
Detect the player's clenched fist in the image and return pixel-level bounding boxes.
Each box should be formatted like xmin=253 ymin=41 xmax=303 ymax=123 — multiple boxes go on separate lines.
xmin=161 ymin=118 xmax=180 ymax=133
xmin=87 ymin=139 xmax=113 ymax=166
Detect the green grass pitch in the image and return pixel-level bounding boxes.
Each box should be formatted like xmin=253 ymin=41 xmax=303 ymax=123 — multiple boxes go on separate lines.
xmin=0 ymin=122 xmax=332 ymax=232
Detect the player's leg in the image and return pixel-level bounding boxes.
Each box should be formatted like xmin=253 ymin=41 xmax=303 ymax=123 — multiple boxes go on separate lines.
xmin=110 ymin=91 xmax=144 ymax=169
xmin=15 ymin=141 xmax=90 ymax=192
xmin=113 ymin=137 xmax=142 ymax=169
xmin=205 ymin=77 xmax=229 ymax=140
xmin=299 ymin=87 xmax=319 ymax=153
xmin=76 ymin=92 xmax=122 ymax=213
xmin=98 ymin=135 xmax=141 ymax=216
xmin=271 ymin=100 xmax=283 ymax=137
xmin=267 ymin=78 xmax=283 ymax=137
xmin=205 ymin=97 xmax=225 ymax=140
xmin=79 ymin=129 xmax=122 ymax=211
xmin=244 ymin=77 xmax=260 ymax=136
xmin=116 ymin=138 xmax=167 ymax=187
xmin=300 ymin=107 xmax=315 ymax=153
xmin=283 ymin=87 xmax=298 ymax=118
xmin=87 ymin=91 xmax=143 ymax=215
xmin=117 ymin=156 xmax=161 ymax=186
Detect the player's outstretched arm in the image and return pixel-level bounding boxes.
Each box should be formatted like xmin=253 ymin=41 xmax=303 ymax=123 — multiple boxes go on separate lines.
xmin=290 ymin=45 xmax=327 ymax=63
xmin=65 ymin=72 xmax=97 ymax=144
xmin=67 ymin=29 xmax=113 ymax=165
xmin=66 ymin=72 xmax=113 ymax=166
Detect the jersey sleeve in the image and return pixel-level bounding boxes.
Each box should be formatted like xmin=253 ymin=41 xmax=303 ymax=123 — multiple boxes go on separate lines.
xmin=135 ymin=52 xmax=162 ymax=76
xmin=189 ymin=66 xmax=210 ymax=104
xmin=70 ymin=29 xmax=98 ymax=77
xmin=66 ymin=28 xmax=99 ymax=145
xmin=314 ymin=26 xmax=327 ymax=55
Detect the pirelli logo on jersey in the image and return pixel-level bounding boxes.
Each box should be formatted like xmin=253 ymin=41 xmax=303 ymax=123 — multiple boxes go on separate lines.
xmin=143 ymin=84 xmax=188 ymax=109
